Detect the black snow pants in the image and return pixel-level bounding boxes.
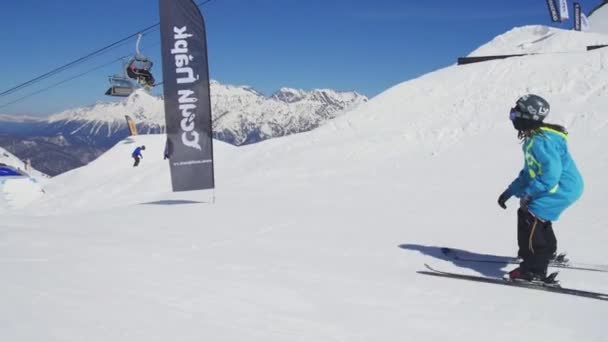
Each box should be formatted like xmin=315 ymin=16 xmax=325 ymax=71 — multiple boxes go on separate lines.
xmin=517 ymin=209 xmax=557 ymax=276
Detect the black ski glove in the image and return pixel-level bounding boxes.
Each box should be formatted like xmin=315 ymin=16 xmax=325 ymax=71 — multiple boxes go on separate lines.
xmin=497 ymin=190 xmax=511 ymax=209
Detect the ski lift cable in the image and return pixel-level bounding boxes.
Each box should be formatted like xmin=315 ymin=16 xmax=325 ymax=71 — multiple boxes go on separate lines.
xmin=0 ymin=0 xmax=215 ymax=99
xmin=0 ymin=55 xmax=132 ymax=111
xmin=0 ymin=38 xmax=166 ymax=108
xmin=0 ymin=41 xmax=132 ymax=107
xmin=0 ymin=26 xmax=158 ymax=99
xmin=0 ymin=39 xmax=163 ymax=109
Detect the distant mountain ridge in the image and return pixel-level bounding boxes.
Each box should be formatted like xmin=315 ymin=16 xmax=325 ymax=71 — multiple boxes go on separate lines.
xmin=46 ymin=81 xmax=366 ymax=145
xmin=0 ymin=80 xmax=367 ymax=175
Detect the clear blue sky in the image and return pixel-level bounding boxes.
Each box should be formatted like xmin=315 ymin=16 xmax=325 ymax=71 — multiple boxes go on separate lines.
xmin=0 ymin=0 xmax=603 ymax=116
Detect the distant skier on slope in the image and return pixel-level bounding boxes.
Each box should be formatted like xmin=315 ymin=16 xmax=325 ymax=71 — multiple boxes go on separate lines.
xmin=497 ymin=94 xmax=584 ymax=283
xmin=132 ymin=145 xmax=146 ymax=167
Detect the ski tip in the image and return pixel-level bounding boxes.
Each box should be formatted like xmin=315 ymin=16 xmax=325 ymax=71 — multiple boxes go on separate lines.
xmin=423 ymin=263 xmax=437 ymax=272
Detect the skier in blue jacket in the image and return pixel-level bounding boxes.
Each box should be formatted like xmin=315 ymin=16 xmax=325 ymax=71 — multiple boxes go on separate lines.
xmin=132 ymin=145 xmax=145 ymax=167
xmin=497 ymin=94 xmax=583 ymax=283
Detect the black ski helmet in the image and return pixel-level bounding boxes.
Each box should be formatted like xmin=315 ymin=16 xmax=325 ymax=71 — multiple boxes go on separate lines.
xmin=511 ymin=94 xmax=550 ymax=122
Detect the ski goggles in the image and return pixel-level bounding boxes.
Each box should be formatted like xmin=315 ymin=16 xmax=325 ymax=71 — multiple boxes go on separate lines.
xmin=509 ymin=108 xmax=521 ymax=121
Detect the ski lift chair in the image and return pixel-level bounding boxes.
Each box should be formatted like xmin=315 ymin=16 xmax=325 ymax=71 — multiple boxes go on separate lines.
xmin=105 ymin=75 xmax=135 ymax=97
xmin=122 ymin=34 xmax=156 ymax=88
xmin=126 ymin=56 xmax=155 ymax=87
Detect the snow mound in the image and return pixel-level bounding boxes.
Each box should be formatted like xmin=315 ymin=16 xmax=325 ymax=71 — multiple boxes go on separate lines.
xmin=589 ymin=2 xmax=608 ymax=34
xmin=469 ymin=25 xmax=608 ymax=57
xmin=0 ymin=148 xmax=47 ymax=210
xmin=0 ymin=177 xmax=45 ymax=210
xmin=289 ymin=26 xmax=608 ymax=158
xmin=0 ymin=146 xmax=48 ymax=180
xmin=30 ymin=135 xmax=237 ymax=214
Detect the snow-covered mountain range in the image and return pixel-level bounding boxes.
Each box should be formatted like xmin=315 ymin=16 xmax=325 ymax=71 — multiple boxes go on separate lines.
xmin=47 ymin=80 xmax=367 ymax=145
xmin=0 ymin=81 xmax=366 ymax=175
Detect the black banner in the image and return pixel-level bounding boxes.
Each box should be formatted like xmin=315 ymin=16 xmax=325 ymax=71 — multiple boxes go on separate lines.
xmin=546 ymin=0 xmax=561 ymax=22
xmin=573 ymin=2 xmax=581 ymax=31
xmin=159 ymin=0 xmax=215 ymax=192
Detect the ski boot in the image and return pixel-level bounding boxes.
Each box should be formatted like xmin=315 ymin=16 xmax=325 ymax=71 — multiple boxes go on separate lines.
xmin=507 ymin=267 xmax=560 ymax=286
xmin=551 ymin=252 xmax=570 ymax=265
xmin=507 ymin=267 xmax=535 ymax=281
xmin=542 ymin=272 xmax=560 ymax=286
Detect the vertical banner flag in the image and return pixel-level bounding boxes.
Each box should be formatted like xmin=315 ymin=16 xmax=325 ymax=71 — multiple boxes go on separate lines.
xmin=125 ymin=115 xmax=138 ymax=136
xmin=573 ymin=2 xmax=581 ymax=31
xmin=159 ymin=0 xmax=215 ymax=192
xmin=546 ymin=0 xmax=561 ymax=22
xmin=559 ymin=0 xmax=570 ymax=20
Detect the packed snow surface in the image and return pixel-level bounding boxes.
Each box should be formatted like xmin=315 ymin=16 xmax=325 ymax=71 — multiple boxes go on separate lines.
xmin=588 ymin=2 xmax=608 ymax=34
xmin=2 ymin=26 xmax=608 ymax=341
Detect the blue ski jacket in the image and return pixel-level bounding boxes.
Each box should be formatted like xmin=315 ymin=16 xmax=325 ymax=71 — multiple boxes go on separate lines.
xmin=132 ymin=147 xmax=143 ymax=158
xmin=506 ymin=127 xmax=583 ymax=221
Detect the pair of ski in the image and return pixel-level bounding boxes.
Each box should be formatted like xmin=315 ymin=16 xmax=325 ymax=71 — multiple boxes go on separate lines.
xmin=440 ymin=247 xmax=608 ymax=273
xmin=419 ymin=248 xmax=608 ymax=302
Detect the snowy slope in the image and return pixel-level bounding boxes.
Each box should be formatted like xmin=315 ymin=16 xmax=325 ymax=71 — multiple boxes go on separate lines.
xmin=469 ymin=25 xmax=608 ymax=56
xmin=32 ymin=135 xmax=236 ymax=212
xmin=0 ymin=146 xmax=48 ymax=180
xmin=589 ymin=2 xmax=608 ymax=34
xmin=0 ymin=147 xmax=47 ymax=211
xmin=2 ymin=25 xmax=608 ymax=342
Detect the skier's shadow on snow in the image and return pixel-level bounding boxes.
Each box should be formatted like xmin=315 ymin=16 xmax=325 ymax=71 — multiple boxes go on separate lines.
xmin=399 ymin=244 xmax=514 ymax=277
